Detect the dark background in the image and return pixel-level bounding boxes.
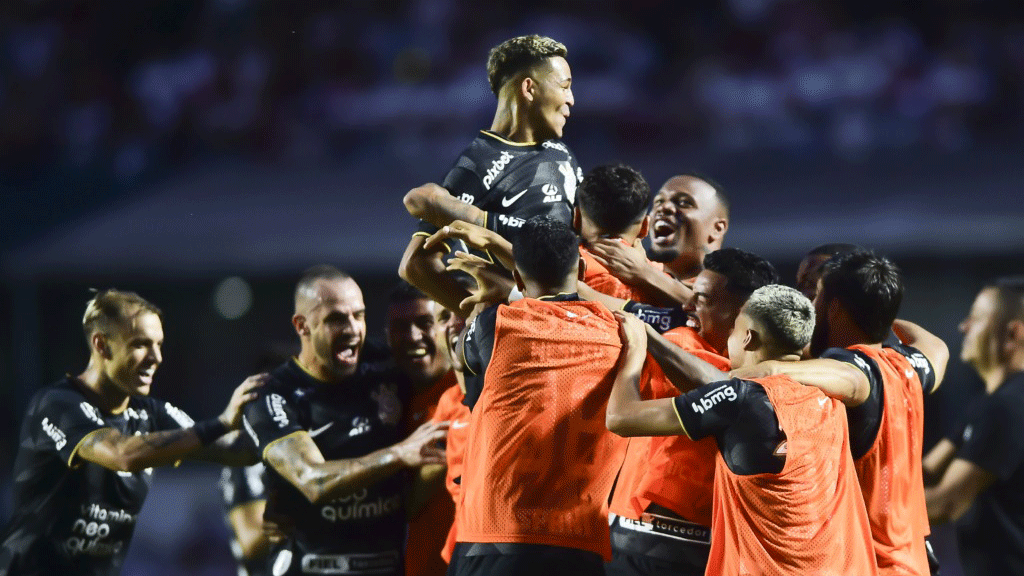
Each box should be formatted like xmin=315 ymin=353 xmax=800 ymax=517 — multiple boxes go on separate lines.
xmin=3 ymin=0 xmax=1023 ymax=573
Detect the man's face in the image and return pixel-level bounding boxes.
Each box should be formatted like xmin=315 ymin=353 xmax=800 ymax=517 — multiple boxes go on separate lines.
xmin=685 ymin=269 xmax=745 ymax=355
xmin=527 ymin=56 xmax=574 ymax=140
xmin=102 ymin=312 xmax=163 ymax=397
xmin=960 ymin=287 xmax=1001 ymax=369
xmin=303 ymin=278 xmax=366 ymax=380
xmin=386 ymin=298 xmax=453 ymax=386
xmin=796 ymin=254 xmax=831 ymax=301
xmin=648 ymin=177 xmax=724 ymax=269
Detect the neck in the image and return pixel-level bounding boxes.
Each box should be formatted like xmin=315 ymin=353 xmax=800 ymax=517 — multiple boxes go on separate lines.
xmin=296 ymin=349 xmax=336 ymax=384
xmin=977 ymin=352 xmax=1024 ymax=393
xmin=666 ymin=253 xmax=702 ymax=282
xmin=77 ymin=359 xmax=130 ymax=413
xmin=522 ymin=282 xmax=577 ymax=300
xmin=490 ymin=101 xmax=538 ymax=143
xmin=826 ymin=325 xmax=878 ymax=351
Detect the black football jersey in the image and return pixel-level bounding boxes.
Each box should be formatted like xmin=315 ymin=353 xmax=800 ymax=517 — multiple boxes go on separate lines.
xmin=417 ymin=130 xmax=583 ymax=242
xmin=241 ymin=354 xmax=410 ymax=575
xmin=220 ymin=463 xmax=269 ymax=576
xmin=0 ymin=377 xmax=195 ymax=576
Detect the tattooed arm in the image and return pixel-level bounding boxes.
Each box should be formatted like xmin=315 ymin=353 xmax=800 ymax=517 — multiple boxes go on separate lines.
xmin=265 ymin=421 xmax=449 ymax=505
xmin=75 ymin=426 xmax=205 ymax=472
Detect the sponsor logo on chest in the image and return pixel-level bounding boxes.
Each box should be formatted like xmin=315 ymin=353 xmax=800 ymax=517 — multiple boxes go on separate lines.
xmin=482 ymin=151 xmax=514 ymax=190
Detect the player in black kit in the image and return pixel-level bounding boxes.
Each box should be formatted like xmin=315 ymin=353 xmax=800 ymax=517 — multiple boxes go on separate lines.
xmin=399 ymin=34 xmax=584 ymax=316
xmin=0 ymin=289 xmax=260 ymax=576
xmin=241 ymin=265 xmax=447 ymax=576
xmin=220 ymin=462 xmax=271 ymax=576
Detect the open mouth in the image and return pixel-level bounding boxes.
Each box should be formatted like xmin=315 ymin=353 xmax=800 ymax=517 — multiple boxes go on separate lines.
xmin=404 ymin=346 xmax=432 ymax=363
xmin=334 ymin=343 xmax=360 ymax=364
xmin=652 ymin=219 xmax=677 ymax=246
xmin=685 ymin=314 xmax=700 ymax=331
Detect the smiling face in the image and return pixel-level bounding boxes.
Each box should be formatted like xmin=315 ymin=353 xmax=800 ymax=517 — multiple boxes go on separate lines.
xmin=386 ymin=298 xmax=453 ymax=387
xmin=648 ymin=176 xmax=726 ymax=273
xmin=297 ymin=277 xmax=366 ymax=381
xmin=685 ymin=269 xmax=746 ymax=355
xmin=99 ymin=312 xmax=164 ymax=397
xmin=526 ymin=56 xmax=574 ymax=140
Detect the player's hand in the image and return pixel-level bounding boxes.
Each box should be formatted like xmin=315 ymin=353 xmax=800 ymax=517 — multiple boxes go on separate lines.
xmin=614 ymin=311 xmax=648 ymax=368
xmin=393 ymin=421 xmax=449 ymax=467
xmin=447 ymin=251 xmax=514 ymax=315
xmin=219 ymin=373 xmax=269 ymax=430
xmin=589 ymin=239 xmax=650 ymax=284
xmin=424 ymin=220 xmax=493 ymax=252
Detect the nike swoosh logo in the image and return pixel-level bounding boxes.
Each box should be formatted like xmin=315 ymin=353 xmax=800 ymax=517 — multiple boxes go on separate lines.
xmin=904 ymin=369 xmax=915 ymax=379
xmin=818 ymin=397 xmax=828 ymax=407
xmin=452 ymin=421 xmax=469 ymax=429
xmin=501 ymin=189 xmax=528 ymax=207
xmin=309 ymin=422 xmax=333 ymax=437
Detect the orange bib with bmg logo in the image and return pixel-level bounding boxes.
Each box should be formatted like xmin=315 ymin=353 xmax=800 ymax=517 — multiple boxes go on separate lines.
xmin=848 ymin=345 xmax=931 ymax=575
xmin=456 ymin=298 xmax=628 ymax=560
xmin=708 ymin=374 xmax=877 ymax=576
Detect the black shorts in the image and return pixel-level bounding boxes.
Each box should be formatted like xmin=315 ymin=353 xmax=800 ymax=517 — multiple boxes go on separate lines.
xmin=606 ymin=512 xmax=709 ymax=576
xmin=447 ymin=542 xmax=604 ymax=576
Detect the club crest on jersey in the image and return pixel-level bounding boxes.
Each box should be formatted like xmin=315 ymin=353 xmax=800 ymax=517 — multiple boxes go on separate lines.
xmin=558 ymin=161 xmax=579 ymax=204
xmin=371 ymin=383 xmax=401 ymax=426
xmin=483 ymin=151 xmax=514 ymax=190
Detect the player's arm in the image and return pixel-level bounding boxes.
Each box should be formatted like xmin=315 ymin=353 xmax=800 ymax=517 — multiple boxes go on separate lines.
xmin=925 ymin=459 xmax=995 ymax=523
xmin=404 ymin=183 xmax=486 ymax=229
xmin=588 ymin=239 xmax=693 ymax=306
xmin=645 ymin=324 xmax=730 ymax=393
xmin=399 ymin=234 xmax=475 ymax=317
xmin=892 ymin=319 xmax=950 ymax=392
xmin=606 ymin=312 xmax=682 ymax=436
xmin=227 ymin=500 xmax=270 ymax=560
xmin=731 ymin=355 xmax=871 ymax=407
xmin=425 ymin=220 xmax=514 ymax=271
xmin=446 ymin=251 xmax=515 ymax=311
xmin=923 ymin=439 xmax=959 ymax=486
xmin=76 ymin=375 xmax=263 ymax=472
xmin=263 ymin=421 xmax=448 ymax=505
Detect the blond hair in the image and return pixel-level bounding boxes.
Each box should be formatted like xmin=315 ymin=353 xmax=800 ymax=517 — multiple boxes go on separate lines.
xmin=82 ymin=289 xmax=162 ymax=342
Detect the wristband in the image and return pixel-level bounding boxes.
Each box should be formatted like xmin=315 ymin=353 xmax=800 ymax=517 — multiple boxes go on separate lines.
xmin=193 ymin=418 xmax=229 ymax=446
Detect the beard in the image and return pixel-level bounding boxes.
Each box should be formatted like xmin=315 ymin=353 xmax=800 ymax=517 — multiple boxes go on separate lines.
xmin=648 ymin=245 xmax=680 ymax=264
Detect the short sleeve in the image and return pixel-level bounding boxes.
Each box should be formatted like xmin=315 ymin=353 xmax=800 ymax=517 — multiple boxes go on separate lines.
xmin=887 ymin=343 xmax=937 ymax=394
xmin=242 ymin=389 xmax=305 ymax=456
xmin=442 ymin=166 xmax=486 ymax=203
xmin=461 ymin=304 xmax=499 ymax=410
xmin=221 ymin=463 xmax=267 ymax=509
xmin=622 ymin=301 xmax=689 ymax=333
xmin=672 ymin=378 xmax=751 ymax=441
xmin=956 ymin=397 xmax=1024 ymax=481
xmin=31 ymin=389 xmax=111 ymax=468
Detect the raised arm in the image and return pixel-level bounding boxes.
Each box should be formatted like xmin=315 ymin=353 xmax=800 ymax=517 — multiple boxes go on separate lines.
xmin=264 ymin=421 xmax=447 ymax=505
xmin=424 ymin=220 xmax=514 ymax=272
xmin=892 ymin=319 xmax=950 ymax=391
xmin=404 ymin=183 xmax=486 ymax=229
xmin=645 ymin=325 xmax=730 ymax=393
xmin=77 ymin=375 xmax=263 ymax=472
xmin=606 ymin=312 xmax=683 ymax=437
xmin=399 ymin=235 xmax=475 ymax=318
xmin=731 ymin=358 xmax=870 ymax=406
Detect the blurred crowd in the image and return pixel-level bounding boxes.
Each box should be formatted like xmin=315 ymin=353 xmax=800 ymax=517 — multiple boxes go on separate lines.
xmin=3 ymin=0 xmax=1023 ymax=184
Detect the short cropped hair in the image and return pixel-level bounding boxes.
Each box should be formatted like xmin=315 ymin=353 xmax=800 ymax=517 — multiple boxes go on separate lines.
xmin=388 ymin=280 xmax=428 ymax=306
xmin=744 ymin=285 xmax=815 ymax=353
xmin=820 ymin=250 xmax=903 ymax=343
xmin=806 ymin=243 xmax=864 ymax=258
xmin=681 ymin=172 xmax=731 ymax=219
xmin=295 ymin=264 xmax=352 ymax=310
xmin=703 ymin=248 xmax=780 ymax=299
xmin=577 ymin=164 xmax=651 ymax=234
xmin=82 ymin=289 xmax=162 ymax=342
xmin=487 ymin=34 xmax=568 ymax=95
xmin=513 ymin=216 xmax=579 ymax=288
xmin=988 ymin=275 xmax=1024 ymax=326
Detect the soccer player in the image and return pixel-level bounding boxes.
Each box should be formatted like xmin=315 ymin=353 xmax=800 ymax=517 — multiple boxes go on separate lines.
xmin=607 ymin=286 xmax=878 ymax=575
xmin=385 ymin=281 xmax=461 ymax=576
xmin=220 ymin=462 xmax=270 ymax=576
xmin=603 ymin=248 xmax=779 ymax=576
xmin=240 ymin=266 xmax=448 ymax=576
xmin=585 ymin=174 xmax=729 ymax=307
xmin=794 ymin=242 xmax=863 ymax=300
xmin=737 ymin=251 xmax=950 ymax=575
xmin=399 ymin=34 xmax=584 ymax=316
xmin=924 ymin=277 xmax=1024 ymax=575
xmin=0 ymin=289 xmax=261 ymax=575
xmin=450 ymin=216 xmax=627 ymax=576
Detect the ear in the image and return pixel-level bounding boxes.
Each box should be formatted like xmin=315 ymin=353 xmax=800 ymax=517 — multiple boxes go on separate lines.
xmin=292 ymin=314 xmax=309 ymax=337
xmin=708 ymin=218 xmax=728 ymax=246
xmin=637 ymin=215 xmax=650 ymax=240
xmin=572 ymin=206 xmax=582 ymax=234
xmin=1007 ymin=319 xmax=1024 ymax=344
xmin=743 ymin=328 xmax=760 ymax=352
xmin=520 ymin=76 xmax=536 ymax=103
xmin=577 ymin=256 xmax=587 ymax=281
xmin=92 ymin=333 xmax=111 ymax=359
xmin=513 ymin=268 xmax=526 ymax=292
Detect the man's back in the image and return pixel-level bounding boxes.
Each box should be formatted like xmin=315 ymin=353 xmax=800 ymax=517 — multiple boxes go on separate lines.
xmin=458 ymin=297 xmax=627 ymax=559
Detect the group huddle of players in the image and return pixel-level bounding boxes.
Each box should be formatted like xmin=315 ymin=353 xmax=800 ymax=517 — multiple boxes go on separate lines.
xmin=4 ymin=32 xmax=1023 ymax=576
